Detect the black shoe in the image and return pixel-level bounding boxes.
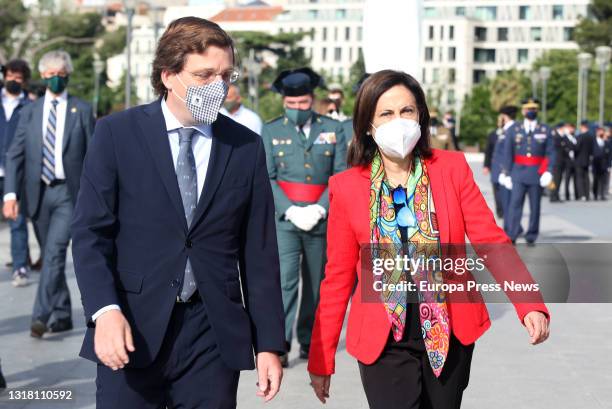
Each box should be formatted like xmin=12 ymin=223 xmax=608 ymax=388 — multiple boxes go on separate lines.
xmin=0 ymin=365 xmax=6 ymax=389
xmin=49 ymin=320 xmax=73 ymax=333
xmin=31 ymin=258 xmax=42 ymax=272
xmin=279 ymin=353 xmax=289 ymax=368
xmin=526 ymin=241 xmax=536 ymax=247
xmin=30 ymin=320 xmax=47 ymax=338
xmin=299 ymin=344 xmax=310 ymax=360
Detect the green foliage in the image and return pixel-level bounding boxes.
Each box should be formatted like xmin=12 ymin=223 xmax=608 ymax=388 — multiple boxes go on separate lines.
xmin=0 ymin=0 xmax=27 ymax=61
xmin=459 ymin=82 xmax=497 ymax=149
xmin=574 ymin=0 xmax=612 ymax=54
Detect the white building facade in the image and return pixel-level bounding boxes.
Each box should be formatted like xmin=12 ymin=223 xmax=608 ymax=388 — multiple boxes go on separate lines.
xmin=420 ymin=0 xmax=590 ymax=111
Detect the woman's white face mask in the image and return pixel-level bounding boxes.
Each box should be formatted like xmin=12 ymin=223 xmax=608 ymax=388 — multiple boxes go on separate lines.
xmin=371 ymin=118 xmax=421 ymax=159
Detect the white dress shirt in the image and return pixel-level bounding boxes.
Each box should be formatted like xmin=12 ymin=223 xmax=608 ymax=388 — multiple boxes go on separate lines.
xmin=503 ymin=120 xmax=515 ymax=132
xmin=523 ymin=119 xmax=538 ymax=133
xmin=1 ymin=88 xmax=25 ymax=177
xmin=220 ymin=104 xmax=263 ymax=135
xmin=43 ymin=89 xmax=68 ymax=180
xmin=92 ymin=98 xmax=214 ymax=321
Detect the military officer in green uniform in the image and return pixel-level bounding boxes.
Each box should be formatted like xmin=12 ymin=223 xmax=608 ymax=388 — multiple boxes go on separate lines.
xmin=261 ymin=68 xmax=347 ymax=367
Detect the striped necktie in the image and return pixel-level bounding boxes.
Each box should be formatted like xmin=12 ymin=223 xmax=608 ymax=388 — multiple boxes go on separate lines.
xmin=41 ymin=99 xmax=58 ymax=185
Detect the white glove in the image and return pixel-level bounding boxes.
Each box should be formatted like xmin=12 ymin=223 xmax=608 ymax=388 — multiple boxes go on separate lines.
xmin=285 ymin=205 xmax=318 ymax=232
xmin=503 ymin=175 xmax=513 ymax=190
xmin=497 ymin=173 xmax=506 ymax=185
xmin=539 ymin=171 xmax=553 ymax=188
xmin=305 ymin=204 xmax=326 ymax=220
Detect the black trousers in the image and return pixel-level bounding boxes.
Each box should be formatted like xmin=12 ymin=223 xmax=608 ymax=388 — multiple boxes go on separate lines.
xmin=593 ymin=170 xmax=609 ymax=199
xmin=575 ymin=166 xmax=590 ymax=200
xmin=359 ymin=331 xmax=474 ymax=409
xmin=96 ymin=297 xmax=239 ymax=409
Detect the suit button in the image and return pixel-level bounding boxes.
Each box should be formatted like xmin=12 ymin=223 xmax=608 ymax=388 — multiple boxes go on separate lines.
xmin=306 ymin=175 xmax=312 ymax=182
xmin=170 ymin=279 xmax=180 ymax=287
xmin=304 ymin=163 xmax=311 ymax=169
xmin=185 ymin=239 xmax=192 ymax=248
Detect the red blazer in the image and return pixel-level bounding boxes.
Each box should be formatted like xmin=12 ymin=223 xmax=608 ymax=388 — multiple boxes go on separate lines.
xmin=308 ymin=149 xmax=549 ymax=376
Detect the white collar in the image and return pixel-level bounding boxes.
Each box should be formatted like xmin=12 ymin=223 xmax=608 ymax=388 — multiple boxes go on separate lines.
xmin=503 ymin=120 xmax=515 ymax=131
xmin=44 ymin=89 xmax=68 ymax=104
xmin=523 ymin=119 xmax=537 ymax=131
xmin=2 ymin=87 xmax=25 ymax=101
xmin=161 ymin=98 xmax=212 ymax=138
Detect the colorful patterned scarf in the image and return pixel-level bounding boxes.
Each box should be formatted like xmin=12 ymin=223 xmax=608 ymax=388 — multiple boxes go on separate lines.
xmin=369 ymin=151 xmax=450 ymax=377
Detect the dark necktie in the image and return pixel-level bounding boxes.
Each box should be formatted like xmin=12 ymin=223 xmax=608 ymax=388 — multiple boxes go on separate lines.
xmin=41 ymin=99 xmax=58 ymax=184
xmin=177 ymin=127 xmax=198 ymax=301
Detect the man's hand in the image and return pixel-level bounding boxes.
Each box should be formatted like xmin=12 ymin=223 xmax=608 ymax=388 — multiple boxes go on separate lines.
xmin=256 ymin=352 xmax=283 ymax=402
xmin=285 ymin=206 xmax=318 ymax=231
xmin=309 ymin=373 xmax=331 ymax=404
xmin=94 ymin=309 xmax=135 ymax=370
xmin=523 ymin=311 xmax=550 ymax=345
xmin=3 ymin=199 xmax=19 ymax=220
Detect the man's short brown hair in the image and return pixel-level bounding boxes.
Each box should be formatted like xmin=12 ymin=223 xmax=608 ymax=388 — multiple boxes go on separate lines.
xmin=151 ymin=16 xmax=235 ymax=96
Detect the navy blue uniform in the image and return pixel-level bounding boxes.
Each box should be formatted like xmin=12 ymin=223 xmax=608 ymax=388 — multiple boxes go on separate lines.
xmin=502 ymin=121 xmax=555 ymax=242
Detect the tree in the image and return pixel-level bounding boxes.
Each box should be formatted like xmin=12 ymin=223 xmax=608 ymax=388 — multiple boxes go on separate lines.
xmin=459 ymin=82 xmax=497 ymax=149
xmin=0 ymin=0 xmax=28 ymax=64
xmin=489 ymin=69 xmax=530 ymax=112
xmin=575 ymin=0 xmax=612 ymax=54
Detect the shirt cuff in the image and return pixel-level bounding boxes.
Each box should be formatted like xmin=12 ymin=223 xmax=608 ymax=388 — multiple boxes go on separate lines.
xmin=92 ymin=304 xmax=121 ymax=322
xmin=3 ymin=193 xmax=17 ymax=201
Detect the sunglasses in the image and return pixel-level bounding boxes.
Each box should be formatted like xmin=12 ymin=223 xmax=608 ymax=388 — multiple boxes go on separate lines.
xmin=392 ymin=186 xmax=417 ymax=228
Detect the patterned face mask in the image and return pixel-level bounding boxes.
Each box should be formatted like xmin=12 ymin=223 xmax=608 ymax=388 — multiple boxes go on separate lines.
xmin=174 ymin=74 xmax=229 ymax=125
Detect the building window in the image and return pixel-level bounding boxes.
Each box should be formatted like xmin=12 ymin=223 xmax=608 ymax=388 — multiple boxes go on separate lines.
xmin=449 ymin=25 xmax=454 ymax=40
xmin=498 ymin=27 xmax=508 ymax=41
xmin=519 ymin=6 xmax=531 ymax=20
xmin=474 ymin=48 xmax=496 ymax=63
xmin=553 ymin=5 xmax=563 ymax=20
xmin=447 ymin=89 xmax=455 ymax=105
xmin=422 ymin=68 xmax=426 ymax=84
xmin=440 ymin=26 xmax=444 ymax=40
xmin=564 ymin=27 xmax=574 ymax=41
xmin=336 ymin=9 xmax=346 ymax=19
xmin=334 ymin=27 xmax=338 ymax=41
xmin=357 ymin=26 xmax=363 ymax=41
xmin=429 ymin=25 xmax=434 ymax=40
xmin=455 ymin=6 xmax=466 ymax=16
xmin=473 ymin=69 xmax=486 ymax=84
xmin=322 ymin=27 xmax=327 ymax=41
xmin=424 ymin=7 xmax=437 ymax=17
xmin=433 ymin=68 xmax=439 ymax=83
xmin=448 ymin=68 xmax=456 ymax=84
xmin=475 ymin=6 xmax=497 ymax=20
xmin=309 ymin=9 xmax=318 ymax=19
xmin=425 ymin=47 xmax=434 ymax=61
xmin=474 ymin=27 xmax=487 ymax=42
xmin=448 ymin=47 xmax=456 ymax=62
xmin=322 ymin=47 xmax=327 ymax=62
xmin=531 ymin=27 xmax=542 ymax=41
xmin=334 ymin=47 xmax=342 ymax=62
xmin=345 ymin=27 xmax=350 ymax=41
xmin=517 ymin=49 xmax=529 ymax=63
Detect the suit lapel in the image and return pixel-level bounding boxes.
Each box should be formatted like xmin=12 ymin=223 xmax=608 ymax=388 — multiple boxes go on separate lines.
xmin=305 ymin=114 xmax=322 ymax=151
xmin=32 ymin=99 xmax=45 ymax=170
xmin=62 ymin=95 xmax=77 ymax=152
xmin=139 ymin=100 xmax=188 ymax=231
xmin=424 ymin=154 xmax=450 ymax=244
xmin=189 ymin=115 xmax=234 ymax=231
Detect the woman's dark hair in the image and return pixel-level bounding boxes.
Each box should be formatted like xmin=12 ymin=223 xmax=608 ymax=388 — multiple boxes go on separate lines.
xmin=348 ymin=70 xmax=432 ymax=167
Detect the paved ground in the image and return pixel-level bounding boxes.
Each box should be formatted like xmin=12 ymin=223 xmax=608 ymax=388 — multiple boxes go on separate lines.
xmin=0 ymin=153 xmax=611 ymax=409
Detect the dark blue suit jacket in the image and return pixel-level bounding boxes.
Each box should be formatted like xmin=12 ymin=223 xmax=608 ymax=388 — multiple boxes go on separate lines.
xmin=0 ymin=89 xmax=30 ymax=169
xmin=71 ymin=100 xmax=286 ymax=371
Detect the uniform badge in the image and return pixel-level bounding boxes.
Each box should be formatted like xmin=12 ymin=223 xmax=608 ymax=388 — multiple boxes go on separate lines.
xmin=534 ymin=133 xmax=546 ymax=141
xmin=71 ymin=107 xmax=77 ymax=113
xmin=314 ymin=132 xmax=337 ymax=145
xmin=272 ymin=138 xmax=279 ymax=146
xmin=286 ymin=139 xmax=292 ymax=145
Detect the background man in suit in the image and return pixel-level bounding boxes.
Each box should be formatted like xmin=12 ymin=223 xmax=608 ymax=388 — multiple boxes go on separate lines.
xmin=71 ymin=17 xmax=285 ymax=409
xmin=575 ymin=120 xmax=593 ymax=201
xmin=3 ymin=50 xmax=95 ymax=338
xmin=1 ymin=59 xmax=32 ymax=287
xmin=219 ymin=84 xmax=263 ymax=134
xmin=592 ymin=125 xmax=610 ymax=200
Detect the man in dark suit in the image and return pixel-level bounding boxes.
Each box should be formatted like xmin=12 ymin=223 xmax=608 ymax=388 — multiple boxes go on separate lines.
xmin=1 ymin=59 xmax=32 ymax=287
xmin=3 ymin=51 xmax=95 ymax=337
xmin=575 ymin=120 xmax=593 ymax=201
xmin=592 ymin=125 xmax=610 ymax=200
xmin=71 ymin=17 xmax=285 ymax=408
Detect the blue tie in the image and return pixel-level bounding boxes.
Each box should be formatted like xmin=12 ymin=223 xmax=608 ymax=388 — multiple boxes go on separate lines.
xmin=41 ymin=99 xmax=58 ymax=185
xmin=177 ymin=128 xmax=198 ymax=301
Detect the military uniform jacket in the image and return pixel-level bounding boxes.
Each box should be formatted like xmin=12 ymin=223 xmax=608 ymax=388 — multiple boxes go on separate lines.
xmin=262 ymin=113 xmax=347 ymax=234
xmin=502 ymin=121 xmax=555 ymax=185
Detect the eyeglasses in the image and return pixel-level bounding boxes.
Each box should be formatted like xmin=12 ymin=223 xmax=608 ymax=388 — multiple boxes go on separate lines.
xmin=392 ymin=186 xmax=416 ymax=228
xmin=186 ymin=68 xmax=240 ymax=84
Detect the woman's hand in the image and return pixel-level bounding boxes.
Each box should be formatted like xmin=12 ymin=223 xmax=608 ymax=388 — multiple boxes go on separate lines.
xmin=309 ymin=373 xmax=331 ymax=404
xmin=523 ymin=311 xmax=550 ymax=345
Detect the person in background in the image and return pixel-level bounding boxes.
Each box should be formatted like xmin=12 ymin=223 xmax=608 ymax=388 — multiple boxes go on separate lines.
xmin=219 ymin=83 xmax=263 ymax=134
xmin=502 ymin=98 xmax=555 ymax=245
xmin=561 ymin=122 xmax=578 ymax=201
xmin=327 ymin=85 xmax=347 ymax=121
xmin=575 ymin=120 xmax=593 ymax=201
xmin=429 ymin=110 xmax=453 ymax=150
xmin=443 ymin=111 xmax=459 ymax=150
xmin=261 ymin=67 xmax=347 ymax=367
xmin=1 ymin=59 xmax=32 ymax=287
xmin=314 ymin=97 xmax=338 ymax=117
xmin=592 ymin=125 xmax=610 ymax=201
xmin=3 ymin=50 xmax=95 ymax=338
xmin=550 ymin=121 xmax=575 ymax=203
xmin=485 ymin=106 xmax=517 ymax=223
xmin=483 ymin=114 xmax=504 ymax=217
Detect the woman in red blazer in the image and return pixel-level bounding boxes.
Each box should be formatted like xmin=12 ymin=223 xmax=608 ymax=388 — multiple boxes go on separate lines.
xmin=308 ymin=70 xmax=550 ymax=409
